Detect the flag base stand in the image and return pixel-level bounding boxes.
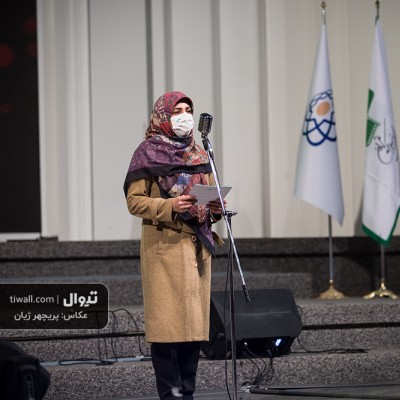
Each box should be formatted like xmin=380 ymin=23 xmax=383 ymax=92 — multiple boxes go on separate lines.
xmin=364 ymin=246 xmax=398 ymax=300
xmin=318 ymin=280 xmax=345 ymax=300
xmin=363 ymin=281 xmax=398 ymax=300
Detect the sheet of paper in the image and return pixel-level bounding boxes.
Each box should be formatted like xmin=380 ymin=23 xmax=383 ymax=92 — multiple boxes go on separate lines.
xmin=189 ymin=184 xmax=232 ymax=205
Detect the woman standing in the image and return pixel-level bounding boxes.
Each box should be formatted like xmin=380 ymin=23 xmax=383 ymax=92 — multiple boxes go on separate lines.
xmin=124 ymin=91 xmax=224 ymax=399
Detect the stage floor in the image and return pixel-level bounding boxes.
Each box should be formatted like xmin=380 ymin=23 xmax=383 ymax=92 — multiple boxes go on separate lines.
xmin=102 ymin=381 xmax=400 ymax=400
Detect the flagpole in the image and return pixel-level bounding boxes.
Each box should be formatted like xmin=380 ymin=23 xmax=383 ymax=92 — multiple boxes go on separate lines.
xmin=315 ymin=1 xmax=344 ymax=300
xmin=364 ymin=245 xmax=398 ymax=299
xmin=319 ymin=215 xmax=345 ymax=299
xmin=294 ymin=1 xmax=345 ymax=296
xmin=321 ymin=1 xmax=326 ymax=25
xmin=362 ymin=0 xmax=398 ymax=301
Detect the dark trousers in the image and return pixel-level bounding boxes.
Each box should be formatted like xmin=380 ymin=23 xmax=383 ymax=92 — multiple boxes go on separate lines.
xmin=151 ymin=341 xmax=202 ymax=400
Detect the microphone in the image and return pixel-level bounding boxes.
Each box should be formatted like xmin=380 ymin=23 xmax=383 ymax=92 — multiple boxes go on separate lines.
xmin=198 ymin=113 xmax=213 ymax=136
xmin=198 ymin=113 xmax=214 ymax=159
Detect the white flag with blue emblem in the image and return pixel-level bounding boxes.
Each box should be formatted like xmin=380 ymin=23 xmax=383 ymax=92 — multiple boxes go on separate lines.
xmin=294 ymin=23 xmax=344 ymax=225
xmin=362 ymin=18 xmax=400 ymax=245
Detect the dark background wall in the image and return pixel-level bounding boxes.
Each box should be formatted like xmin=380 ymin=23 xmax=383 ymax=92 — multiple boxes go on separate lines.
xmin=0 ymin=0 xmax=41 ymax=233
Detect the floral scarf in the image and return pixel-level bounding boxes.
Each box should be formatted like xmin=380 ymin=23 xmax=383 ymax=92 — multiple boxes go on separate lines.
xmin=123 ymin=91 xmax=216 ymax=256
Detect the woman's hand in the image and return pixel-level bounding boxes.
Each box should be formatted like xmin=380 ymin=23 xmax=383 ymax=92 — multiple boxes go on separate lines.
xmin=207 ymin=199 xmax=227 ymax=214
xmin=172 ymin=195 xmax=197 ymax=213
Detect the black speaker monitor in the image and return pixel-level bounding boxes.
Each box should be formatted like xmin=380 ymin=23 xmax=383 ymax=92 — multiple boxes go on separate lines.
xmin=0 ymin=340 xmax=50 ymax=400
xmin=202 ymin=288 xmax=302 ymax=360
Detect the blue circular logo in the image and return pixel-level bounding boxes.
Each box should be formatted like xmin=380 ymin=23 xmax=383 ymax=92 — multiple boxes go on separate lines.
xmin=303 ymin=90 xmax=336 ymax=146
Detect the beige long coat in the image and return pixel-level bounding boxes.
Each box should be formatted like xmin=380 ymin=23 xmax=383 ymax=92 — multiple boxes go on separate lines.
xmin=127 ymin=176 xmax=222 ymax=343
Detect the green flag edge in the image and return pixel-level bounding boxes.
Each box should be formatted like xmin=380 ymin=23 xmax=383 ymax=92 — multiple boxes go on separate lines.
xmin=362 ymin=206 xmax=400 ymax=247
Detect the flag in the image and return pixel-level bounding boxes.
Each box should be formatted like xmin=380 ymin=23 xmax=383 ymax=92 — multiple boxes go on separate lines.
xmin=362 ymin=18 xmax=400 ymax=246
xmin=294 ymin=23 xmax=344 ymax=225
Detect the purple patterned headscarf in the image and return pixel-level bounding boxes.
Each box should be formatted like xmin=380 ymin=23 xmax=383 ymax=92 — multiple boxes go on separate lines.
xmin=123 ymin=91 xmax=216 ymax=256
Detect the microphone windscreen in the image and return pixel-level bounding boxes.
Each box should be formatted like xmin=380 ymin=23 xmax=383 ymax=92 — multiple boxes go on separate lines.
xmin=198 ymin=113 xmax=213 ymax=135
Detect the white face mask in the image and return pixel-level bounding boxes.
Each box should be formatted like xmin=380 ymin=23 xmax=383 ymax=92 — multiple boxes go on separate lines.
xmin=170 ymin=112 xmax=194 ymax=137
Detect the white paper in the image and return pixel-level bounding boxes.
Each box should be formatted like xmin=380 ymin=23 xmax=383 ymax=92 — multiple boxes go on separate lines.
xmin=189 ymin=184 xmax=232 ymax=205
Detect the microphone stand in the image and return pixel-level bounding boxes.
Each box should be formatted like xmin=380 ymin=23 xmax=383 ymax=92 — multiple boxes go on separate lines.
xmin=201 ymin=133 xmax=250 ymax=400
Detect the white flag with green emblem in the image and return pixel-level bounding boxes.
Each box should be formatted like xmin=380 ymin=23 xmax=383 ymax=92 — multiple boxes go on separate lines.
xmin=362 ymin=18 xmax=400 ymax=245
xmin=294 ymin=23 xmax=344 ymax=225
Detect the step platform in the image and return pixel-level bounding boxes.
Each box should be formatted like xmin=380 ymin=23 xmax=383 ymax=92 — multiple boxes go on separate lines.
xmin=1 ymin=298 xmax=400 ymax=399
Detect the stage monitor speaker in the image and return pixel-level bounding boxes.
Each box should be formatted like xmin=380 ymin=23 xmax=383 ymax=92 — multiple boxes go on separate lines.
xmin=201 ymin=288 xmax=302 ymax=360
xmin=0 ymin=340 xmax=50 ymax=400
